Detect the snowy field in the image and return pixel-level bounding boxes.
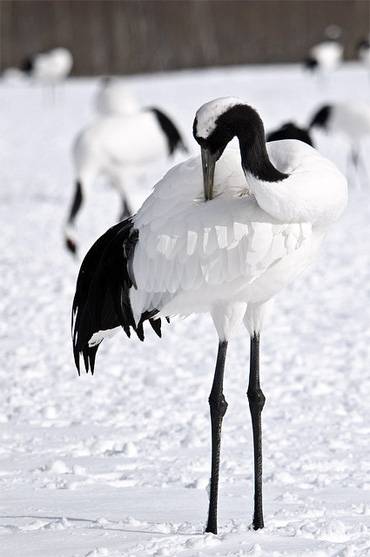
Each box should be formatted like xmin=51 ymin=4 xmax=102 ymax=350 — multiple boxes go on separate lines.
xmin=1 ymin=64 xmax=370 ymax=556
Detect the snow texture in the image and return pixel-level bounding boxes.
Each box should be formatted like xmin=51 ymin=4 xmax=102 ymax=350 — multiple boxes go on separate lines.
xmin=2 ymin=64 xmax=370 ymax=556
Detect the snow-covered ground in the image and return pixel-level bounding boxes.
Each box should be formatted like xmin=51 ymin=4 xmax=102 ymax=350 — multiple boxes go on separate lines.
xmin=1 ymin=64 xmax=370 ymax=556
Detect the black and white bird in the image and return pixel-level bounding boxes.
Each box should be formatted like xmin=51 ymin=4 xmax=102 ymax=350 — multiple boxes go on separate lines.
xmin=20 ymin=47 xmax=73 ymax=83
xmin=304 ymin=26 xmax=343 ymax=73
xmin=267 ymin=122 xmax=313 ymax=146
xmin=65 ymin=105 xmax=187 ymax=255
xmin=310 ymin=102 xmax=370 ymax=179
xmin=71 ymin=97 xmax=347 ymax=534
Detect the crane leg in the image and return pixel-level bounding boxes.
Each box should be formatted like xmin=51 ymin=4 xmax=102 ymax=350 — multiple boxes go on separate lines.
xmin=357 ymin=152 xmax=369 ymax=186
xmin=205 ymin=340 xmax=228 ymax=535
xmin=65 ymin=180 xmax=83 ymax=255
xmin=351 ymin=148 xmax=359 ymax=171
xmin=247 ymin=332 xmax=265 ymax=530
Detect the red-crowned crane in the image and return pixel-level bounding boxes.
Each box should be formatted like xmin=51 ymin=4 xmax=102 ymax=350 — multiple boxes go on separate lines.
xmin=20 ymin=47 xmax=73 ymax=83
xmin=304 ymin=25 xmax=343 ymax=74
xmin=65 ymin=105 xmax=187 ymax=255
xmin=71 ymin=97 xmax=347 ymax=534
xmin=310 ymin=102 xmax=370 ymax=181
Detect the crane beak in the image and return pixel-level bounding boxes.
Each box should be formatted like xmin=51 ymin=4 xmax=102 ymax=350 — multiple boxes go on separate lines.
xmin=201 ymin=147 xmax=217 ymax=201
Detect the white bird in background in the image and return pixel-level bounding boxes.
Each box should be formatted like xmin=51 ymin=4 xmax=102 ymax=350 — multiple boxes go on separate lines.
xmin=357 ymin=37 xmax=370 ymax=68
xmin=65 ymin=105 xmax=187 ymax=255
xmin=310 ymin=101 xmax=370 ymax=180
xmin=71 ymin=97 xmax=347 ymax=534
xmin=20 ymin=47 xmax=73 ymax=83
xmin=304 ymin=25 xmax=343 ymax=74
xmin=95 ymin=77 xmax=141 ymax=116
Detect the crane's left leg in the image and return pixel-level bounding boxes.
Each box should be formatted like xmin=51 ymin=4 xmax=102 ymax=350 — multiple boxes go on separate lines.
xmin=247 ymin=332 xmax=265 ymax=529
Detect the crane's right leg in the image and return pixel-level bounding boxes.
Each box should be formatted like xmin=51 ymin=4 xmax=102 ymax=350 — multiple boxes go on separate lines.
xmin=205 ymin=340 xmax=228 ymax=535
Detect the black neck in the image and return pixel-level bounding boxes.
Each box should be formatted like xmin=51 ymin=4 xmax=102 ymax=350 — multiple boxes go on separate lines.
xmin=239 ymin=132 xmax=288 ymax=183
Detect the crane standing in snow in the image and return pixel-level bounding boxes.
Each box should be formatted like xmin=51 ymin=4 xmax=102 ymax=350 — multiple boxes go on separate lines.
xmin=71 ymin=98 xmax=347 ymax=534
xmin=356 ymin=37 xmax=370 ymax=77
xmin=304 ymin=26 xmax=343 ymax=76
xmin=65 ymin=105 xmax=187 ymax=255
xmin=310 ymin=102 xmax=370 ymax=182
xmin=20 ymin=47 xmax=73 ymax=83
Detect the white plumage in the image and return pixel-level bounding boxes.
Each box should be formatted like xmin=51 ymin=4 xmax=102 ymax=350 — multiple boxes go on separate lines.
xmin=326 ymin=102 xmax=370 ymax=141
xmin=65 ymin=104 xmax=186 ymax=254
xmin=128 ymin=140 xmax=346 ymax=330
xmin=27 ymin=48 xmax=73 ymax=82
xmin=308 ymin=40 xmax=343 ymax=72
xmin=305 ymin=26 xmax=343 ymax=74
xmin=75 ymin=112 xmax=168 ymax=171
xmin=95 ymin=79 xmax=141 ymax=116
xmin=357 ymin=39 xmax=370 ymax=68
xmin=310 ymin=101 xmax=370 ymax=179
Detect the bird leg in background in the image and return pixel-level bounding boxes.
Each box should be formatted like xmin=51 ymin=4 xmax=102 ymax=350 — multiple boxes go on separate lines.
xmin=347 ymin=146 xmax=369 ymax=187
xmin=354 ymin=150 xmax=369 ymax=186
xmin=205 ymin=340 xmax=228 ymax=535
xmin=247 ymin=332 xmax=265 ymax=530
xmin=119 ymin=194 xmax=133 ymax=221
xmin=350 ymin=147 xmax=359 ymax=171
xmin=65 ymin=180 xmax=83 ymax=255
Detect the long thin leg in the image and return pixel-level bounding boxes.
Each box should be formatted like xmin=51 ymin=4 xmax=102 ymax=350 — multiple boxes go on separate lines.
xmin=65 ymin=180 xmax=83 ymax=255
xmin=205 ymin=340 xmax=228 ymax=535
xmin=357 ymin=152 xmax=369 ymax=186
xmin=247 ymin=332 xmax=265 ymax=530
xmin=351 ymin=148 xmax=359 ymax=171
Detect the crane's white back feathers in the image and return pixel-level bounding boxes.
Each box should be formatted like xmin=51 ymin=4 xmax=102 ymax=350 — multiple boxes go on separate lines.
xmin=95 ymin=81 xmax=141 ymax=116
xmin=130 ymin=142 xmax=347 ymax=325
xmin=330 ymin=102 xmax=370 ymax=141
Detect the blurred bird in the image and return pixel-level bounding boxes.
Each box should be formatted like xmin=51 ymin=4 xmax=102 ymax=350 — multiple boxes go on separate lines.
xmin=356 ymin=38 xmax=370 ymax=65
xmin=304 ymin=25 xmax=343 ymax=74
xmin=71 ymin=97 xmax=347 ymax=533
xmin=267 ymin=122 xmax=313 ymax=146
xmin=356 ymin=37 xmax=370 ymax=85
xmin=95 ymin=77 xmax=141 ymax=116
xmin=20 ymin=47 xmax=73 ymax=84
xmin=65 ymin=105 xmax=187 ymax=255
xmin=310 ymin=102 xmax=370 ymax=180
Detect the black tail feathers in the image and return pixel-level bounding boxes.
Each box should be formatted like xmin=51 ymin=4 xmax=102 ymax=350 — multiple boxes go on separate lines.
xmin=71 ymin=218 xmax=163 ymax=375
xmin=150 ymin=107 xmax=188 ymax=156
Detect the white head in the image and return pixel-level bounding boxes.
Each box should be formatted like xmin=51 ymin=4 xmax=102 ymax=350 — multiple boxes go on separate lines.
xmin=194 ymin=97 xmax=244 ymax=139
xmin=193 ymin=97 xmax=288 ymax=201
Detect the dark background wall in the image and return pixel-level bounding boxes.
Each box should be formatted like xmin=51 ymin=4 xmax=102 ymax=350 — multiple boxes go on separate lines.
xmin=1 ymin=0 xmax=370 ymax=75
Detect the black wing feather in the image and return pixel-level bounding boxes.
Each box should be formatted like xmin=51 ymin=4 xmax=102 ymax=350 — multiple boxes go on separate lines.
xmin=72 ymin=218 xmax=163 ymax=375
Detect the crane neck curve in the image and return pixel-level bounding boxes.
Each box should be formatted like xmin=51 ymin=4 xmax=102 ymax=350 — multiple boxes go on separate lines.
xmin=238 ymin=131 xmax=289 ymax=183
